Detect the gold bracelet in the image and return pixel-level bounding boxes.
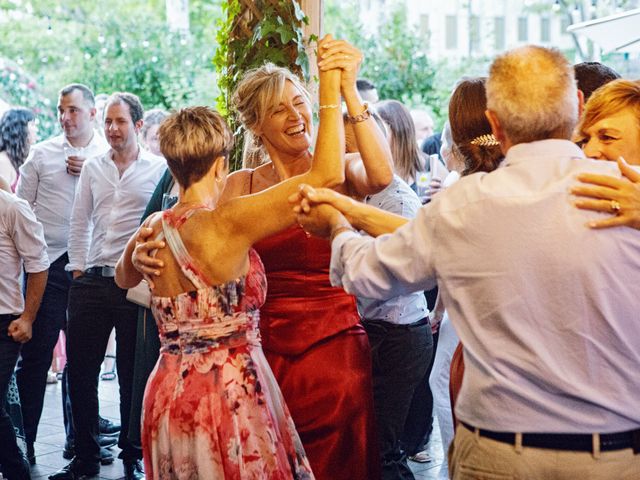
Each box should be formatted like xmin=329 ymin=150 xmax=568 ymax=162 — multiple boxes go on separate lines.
xmin=330 ymin=224 xmax=357 ymax=242
xmin=346 ymin=102 xmax=371 ymax=124
xmin=319 ymin=104 xmax=340 ymax=110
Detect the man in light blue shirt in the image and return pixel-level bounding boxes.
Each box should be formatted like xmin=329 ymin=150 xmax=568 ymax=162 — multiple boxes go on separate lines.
xmin=358 ymin=175 xmax=431 ymax=480
xmin=297 ymin=46 xmax=640 ymax=479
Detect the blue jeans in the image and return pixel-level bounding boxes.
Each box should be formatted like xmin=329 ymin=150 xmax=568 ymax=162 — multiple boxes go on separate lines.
xmin=16 ymin=253 xmax=71 ymax=446
xmin=0 ymin=315 xmax=31 ymax=480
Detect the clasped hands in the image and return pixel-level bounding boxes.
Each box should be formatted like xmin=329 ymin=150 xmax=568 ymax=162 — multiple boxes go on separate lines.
xmin=129 ymin=187 xmax=355 ymax=287
xmin=289 ymin=185 xmax=356 ymax=239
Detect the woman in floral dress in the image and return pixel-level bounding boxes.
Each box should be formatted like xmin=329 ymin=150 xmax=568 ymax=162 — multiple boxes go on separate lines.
xmin=115 ymin=36 xmax=344 ymax=479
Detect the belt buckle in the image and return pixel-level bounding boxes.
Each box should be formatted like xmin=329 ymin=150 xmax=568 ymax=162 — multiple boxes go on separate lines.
xmin=101 ymin=266 xmax=115 ymax=277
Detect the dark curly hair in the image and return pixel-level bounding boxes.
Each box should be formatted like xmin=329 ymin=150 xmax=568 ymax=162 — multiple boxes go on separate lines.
xmin=0 ymin=107 xmax=36 ymax=173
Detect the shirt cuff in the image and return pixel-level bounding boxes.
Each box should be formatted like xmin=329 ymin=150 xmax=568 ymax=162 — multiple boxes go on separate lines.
xmin=329 ymin=230 xmax=360 ymax=287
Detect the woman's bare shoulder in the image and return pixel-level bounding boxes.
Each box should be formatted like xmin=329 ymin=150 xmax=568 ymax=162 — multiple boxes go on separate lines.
xmin=219 ymin=169 xmax=252 ymax=203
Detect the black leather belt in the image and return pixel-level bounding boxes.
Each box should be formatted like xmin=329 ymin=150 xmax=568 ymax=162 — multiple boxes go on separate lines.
xmin=461 ymin=421 xmax=640 ymax=453
xmin=85 ymin=266 xmax=116 ymax=277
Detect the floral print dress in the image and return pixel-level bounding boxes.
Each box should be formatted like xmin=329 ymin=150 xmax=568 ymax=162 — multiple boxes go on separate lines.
xmin=142 ymin=207 xmax=314 ymax=480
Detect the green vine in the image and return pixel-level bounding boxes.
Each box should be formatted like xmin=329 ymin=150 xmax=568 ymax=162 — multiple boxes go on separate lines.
xmin=213 ymin=0 xmax=312 ymax=171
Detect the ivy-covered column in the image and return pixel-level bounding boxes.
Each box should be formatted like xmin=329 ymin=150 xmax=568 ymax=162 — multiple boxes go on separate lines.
xmin=214 ymin=0 xmax=317 ymax=170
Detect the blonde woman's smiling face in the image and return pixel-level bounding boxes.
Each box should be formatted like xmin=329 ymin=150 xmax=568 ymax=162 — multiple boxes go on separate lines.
xmin=258 ymin=80 xmax=313 ymax=157
xmin=581 ymin=108 xmax=640 ymax=165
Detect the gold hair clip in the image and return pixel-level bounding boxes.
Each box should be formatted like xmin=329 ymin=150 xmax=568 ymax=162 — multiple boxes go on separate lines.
xmin=469 ymin=134 xmax=499 ymax=147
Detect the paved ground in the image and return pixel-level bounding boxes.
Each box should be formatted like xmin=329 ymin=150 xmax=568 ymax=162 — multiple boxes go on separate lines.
xmin=29 ymin=376 xmax=448 ymax=479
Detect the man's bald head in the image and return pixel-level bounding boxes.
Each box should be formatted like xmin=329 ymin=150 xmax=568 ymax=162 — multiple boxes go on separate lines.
xmin=486 ymin=46 xmax=578 ymax=146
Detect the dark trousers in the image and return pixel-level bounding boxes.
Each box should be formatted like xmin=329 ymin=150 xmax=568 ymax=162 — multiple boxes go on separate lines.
xmin=364 ymin=318 xmax=433 ymax=480
xmin=16 ymin=254 xmax=71 ymax=446
xmin=401 ymin=329 xmax=439 ymax=455
xmin=128 ymin=307 xmax=160 ymax=447
xmin=0 ymin=315 xmax=30 ymax=480
xmin=67 ymin=274 xmax=141 ymax=464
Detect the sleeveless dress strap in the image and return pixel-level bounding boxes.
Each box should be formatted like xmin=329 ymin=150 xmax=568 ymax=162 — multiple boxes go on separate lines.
xmin=161 ymin=206 xmax=211 ymax=290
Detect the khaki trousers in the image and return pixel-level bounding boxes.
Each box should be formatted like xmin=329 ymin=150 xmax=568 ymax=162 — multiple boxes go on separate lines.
xmin=449 ymin=423 xmax=640 ymax=480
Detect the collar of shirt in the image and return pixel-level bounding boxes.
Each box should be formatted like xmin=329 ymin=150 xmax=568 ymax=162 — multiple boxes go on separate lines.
xmin=502 ymin=139 xmax=585 ymax=168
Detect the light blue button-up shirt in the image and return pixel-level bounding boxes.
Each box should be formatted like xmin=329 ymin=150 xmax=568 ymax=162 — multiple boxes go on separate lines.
xmin=331 ymin=139 xmax=640 ymax=434
xmin=357 ymin=175 xmax=428 ymax=325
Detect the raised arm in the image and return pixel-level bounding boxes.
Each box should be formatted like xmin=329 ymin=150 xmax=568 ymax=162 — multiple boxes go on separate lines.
xmin=219 ymin=35 xmax=345 ymax=248
xmin=318 ymin=39 xmax=393 ymax=197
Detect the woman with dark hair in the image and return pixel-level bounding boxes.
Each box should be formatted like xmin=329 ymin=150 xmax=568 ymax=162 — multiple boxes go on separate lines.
xmin=0 ymin=108 xmax=37 ymax=190
xmin=376 ymin=100 xmax=427 ymax=187
xmin=448 ymin=77 xmax=503 ymax=176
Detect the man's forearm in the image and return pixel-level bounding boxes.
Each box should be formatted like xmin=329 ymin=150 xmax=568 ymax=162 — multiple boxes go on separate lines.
xmin=22 ymin=269 xmax=48 ymax=323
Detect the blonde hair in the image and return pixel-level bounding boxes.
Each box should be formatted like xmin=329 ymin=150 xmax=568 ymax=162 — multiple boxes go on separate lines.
xmin=486 ymin=46 xmax=577 ymax=145
xmin=574 ymin=79 xmax=640 ymax=144
xmin=232 ymin=63 xmax=311 ymax=163
xmin=159 ymin=106 xmax=233 ymax=189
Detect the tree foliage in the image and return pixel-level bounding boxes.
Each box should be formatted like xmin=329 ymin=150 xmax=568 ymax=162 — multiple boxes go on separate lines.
xmin=213 ymin=0 xmax=311 ymax=170
xmin=324 ymin=0 xmax=439 ymax=116
xmin=0 ymin=0 xmax=221 ymax=138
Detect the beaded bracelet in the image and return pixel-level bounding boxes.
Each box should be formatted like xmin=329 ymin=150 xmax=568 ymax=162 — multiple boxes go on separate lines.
xmin=345 ymin=102 xmax=371 ymax=124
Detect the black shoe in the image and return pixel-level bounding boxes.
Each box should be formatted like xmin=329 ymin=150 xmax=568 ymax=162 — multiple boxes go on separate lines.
xmin=48 ymin=458 xmax=100 ymax=480
xmin=123 ymin=459 xmax=145 ymax=480
xmin=99 ymin=416 xmax=121 ymax=436
xmin=27 ymin=441 xmax=36 ymax=465
xmin=99 ymin=435 xmax=118 ymax=448
xmin=62 ymin=445 xmax=114 ymax=465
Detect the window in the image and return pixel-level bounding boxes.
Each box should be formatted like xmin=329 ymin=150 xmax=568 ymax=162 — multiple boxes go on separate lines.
xmin=494 ymin=16 xmax=505 ymax=50
xmin=446 ymin=15 xmax=458 ymax=49
xmin=560 ymin=16 xmax=570 ymax=35
xmin=420 ymin=14 xmax=430 ymax=37
xmin=541 ymin=17 xmax=551 ymax=42
xmin=470 ymin=15 xmax=481 ymax=52
xmin=518 ymin=17 xmax=528 ymax=42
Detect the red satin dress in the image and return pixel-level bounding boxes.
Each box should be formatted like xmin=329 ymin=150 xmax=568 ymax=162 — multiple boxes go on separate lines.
xmin=254 ymin=225 xmax=380 ymax=480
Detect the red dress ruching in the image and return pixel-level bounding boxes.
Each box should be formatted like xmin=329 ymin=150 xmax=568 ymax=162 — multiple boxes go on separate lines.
xmin=254 ymin=225 xmax=380 ymax=480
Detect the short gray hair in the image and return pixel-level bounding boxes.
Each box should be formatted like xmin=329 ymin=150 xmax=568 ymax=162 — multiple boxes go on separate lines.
xmin=486 ymin=46 xmax=578 ymax=145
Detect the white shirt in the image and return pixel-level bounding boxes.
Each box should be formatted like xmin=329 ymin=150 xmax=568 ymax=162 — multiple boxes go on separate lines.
xmin=357 ymin=175 xmax=428 ymax=324
xmin=331 ymin=139 xmax=640 ymax=434
xmin=16 ymin=133 xmax=110 ymax=262
xmin=0 ymin=190 xmax=49 ymax=314
xmin=67 ymin=147 xmax=165 ymax=272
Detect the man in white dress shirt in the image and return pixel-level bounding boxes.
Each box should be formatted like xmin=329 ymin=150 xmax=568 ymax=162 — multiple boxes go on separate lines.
xmin=0 ymin=188 xmax=48 ymax=480
xmin=16 ymin=84 xmax=111 ymax=464
xmin=50 ymin=92 xmax=164 ymax=480
xmin=297 ymin=46 xmax=640 ymax=479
